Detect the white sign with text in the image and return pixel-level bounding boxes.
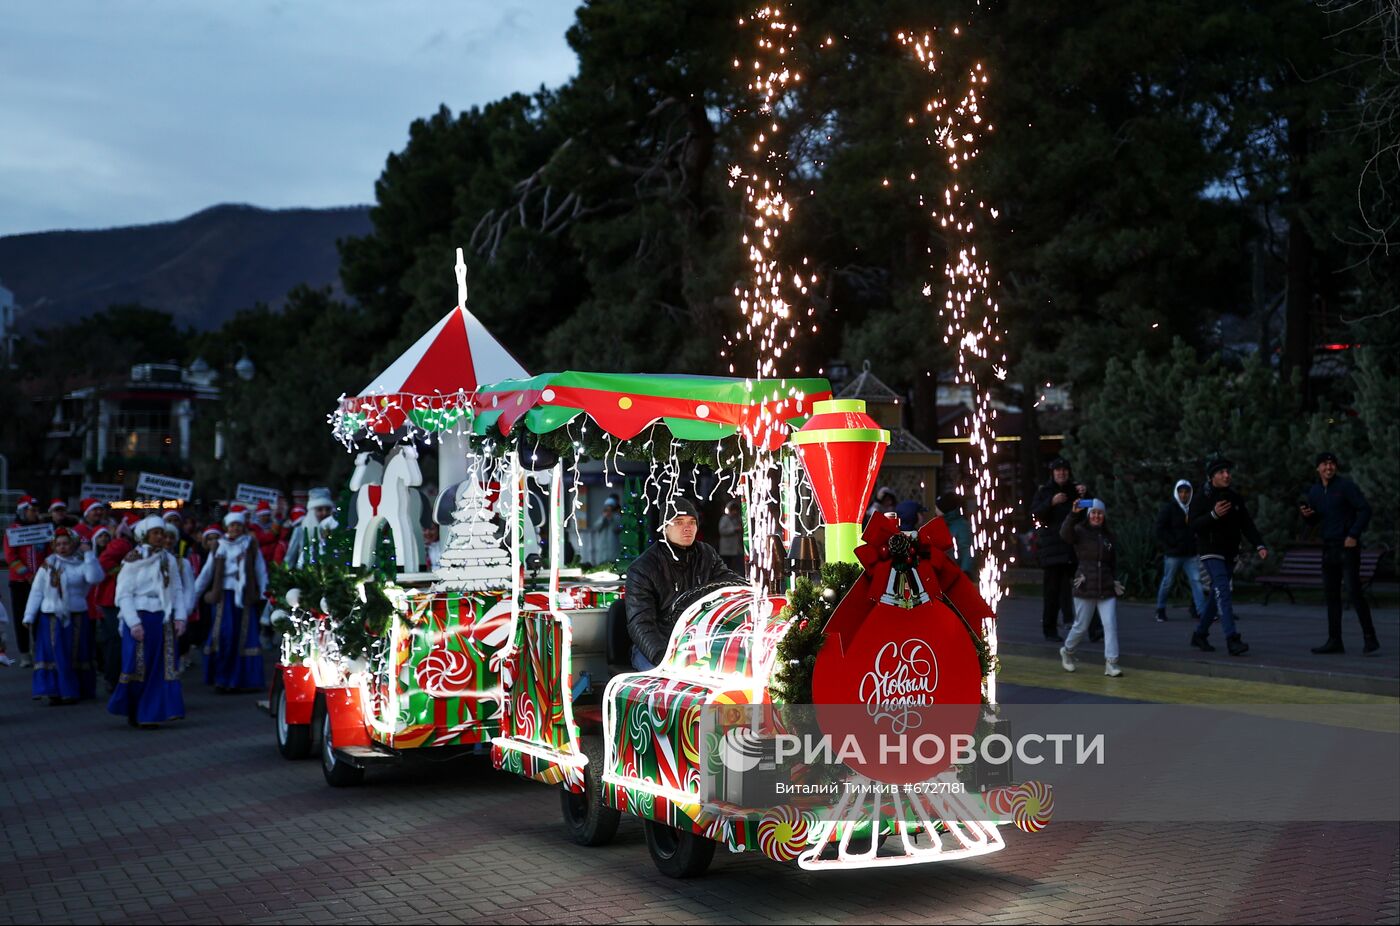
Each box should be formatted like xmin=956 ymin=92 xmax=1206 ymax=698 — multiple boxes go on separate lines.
xmin=135 ymin=472 xmax=193 ymax=501
xmin=6 ymin=523 xmax=55 ymax=548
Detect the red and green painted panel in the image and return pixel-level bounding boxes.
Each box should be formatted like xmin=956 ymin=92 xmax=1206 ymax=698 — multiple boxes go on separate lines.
xmin=663 ymin=588 xmax=792 ymax=678
xmin=499 ymin=610 xmax=570 ymax=752
xmin=367 ymin=590 xmax=513 ymax=749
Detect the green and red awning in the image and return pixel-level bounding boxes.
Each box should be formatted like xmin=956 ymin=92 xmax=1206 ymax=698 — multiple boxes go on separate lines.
xmin=469 ymin=372 xmax=832 ymax=450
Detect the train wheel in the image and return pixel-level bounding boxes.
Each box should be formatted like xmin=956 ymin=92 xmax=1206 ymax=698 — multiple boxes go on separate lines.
xmin=560 ymin=737 xmax=621 ymax=846
xmin=321 ymin=710 xmax=365 ymax=787
xmin=643 ymin=820 xmax=715 ymax=878
xmin=274 ymin=684 xmax=312 ymax=760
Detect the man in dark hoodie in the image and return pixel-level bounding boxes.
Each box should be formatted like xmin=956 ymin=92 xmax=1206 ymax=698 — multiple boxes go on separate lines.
xmin=1299 ymin=451 xmax=1379 ymax=655
xmin=1188 ymin=459 xmax=1267 ymax=656
xmin=1154 ymin=480 xmax=1208 ymax=623
xmin=626 ymin=497 xmax=746 ymax=670
xmin=1030 ymin=457 xmax=1097 ymax=643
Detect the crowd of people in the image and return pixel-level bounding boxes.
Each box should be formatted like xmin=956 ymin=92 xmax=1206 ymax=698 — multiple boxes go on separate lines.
xmin=1 ymin=490 xmax=342 ymax=728
xmin=5 ymin=453 xmax=1379 ymax=714
xmin=1028 ymin=451 xmax=1381 ymax=678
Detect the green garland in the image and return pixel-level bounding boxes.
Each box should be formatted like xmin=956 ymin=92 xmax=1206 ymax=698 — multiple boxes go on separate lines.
xmin=266 ymin=528 xmax=399 ymax=662
xmin=472 ymin=418 xmax=758 ymax=470
xmin=770 ymin=561 xmax=862 ymax=705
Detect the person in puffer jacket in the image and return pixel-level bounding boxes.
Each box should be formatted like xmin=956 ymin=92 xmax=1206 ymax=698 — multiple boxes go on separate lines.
xmin=1058 ymin=500 xmax=1124 ymax=677
xmin=1153 ymin=480 xmax=1208 ymax=623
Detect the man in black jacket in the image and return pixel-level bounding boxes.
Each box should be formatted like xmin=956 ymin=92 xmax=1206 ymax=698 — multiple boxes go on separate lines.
xmin=1030 ymin=458 xmax=1095 ymax=642
xmin=1300 ymin=452 xmax=1379 ymax=655
xmin=626 ymin=497 xmax=746 ymax=669
xmin=1189 ymin=459 xmax=1267 ymax=656
xmin=1153 ymin=480 xmax=1207 ymax=622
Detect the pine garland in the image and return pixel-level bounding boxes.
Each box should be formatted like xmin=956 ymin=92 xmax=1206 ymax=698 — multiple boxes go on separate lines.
xmin=770 ymin=561 xmax=862 ymax=705
xmin=267 ymin=527 xmax=399 ymax=662
xmin=473 ymin=419 xmax=758 ymax=469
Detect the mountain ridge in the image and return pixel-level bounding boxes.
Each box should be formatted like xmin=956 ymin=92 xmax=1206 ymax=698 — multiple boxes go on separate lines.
xmin=0 ymin=203 xmax=374 ymax=332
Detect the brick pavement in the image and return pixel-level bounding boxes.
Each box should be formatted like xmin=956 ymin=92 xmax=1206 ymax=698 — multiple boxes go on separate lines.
xmin=0 ymin=659 xmax=1396 ymax=925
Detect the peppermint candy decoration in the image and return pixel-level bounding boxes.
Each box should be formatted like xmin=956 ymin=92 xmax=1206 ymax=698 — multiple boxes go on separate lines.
xmin=414 ymin=646 xmax=475 ymax=696
xmin=757 ymin=806 xmax=811 ymax=862
xmin=985 ymin=785 xmax=1018 ymax=817
xmin=1011 ymin=781 xmax=1054 ymax=833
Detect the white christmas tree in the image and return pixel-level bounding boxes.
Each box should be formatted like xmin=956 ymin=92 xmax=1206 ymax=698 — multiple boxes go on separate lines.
xmin=434 ymin=479 xmax=511 ymax=591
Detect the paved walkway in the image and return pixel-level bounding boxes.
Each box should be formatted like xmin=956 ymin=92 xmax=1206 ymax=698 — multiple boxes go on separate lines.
xmin=996 ymin=587 xmax=1399 ymax=695
xmin=1 ymin=658 xmax=1396 ymax=925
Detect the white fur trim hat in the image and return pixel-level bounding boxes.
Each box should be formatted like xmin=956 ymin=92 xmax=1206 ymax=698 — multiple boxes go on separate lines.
xmin=135 ymin=515 xmax=166 ymax=541
xmin=223 ymin=504 xmax=248 ymax=527
xmin=307 ymin=488 xmax=334 ymax=511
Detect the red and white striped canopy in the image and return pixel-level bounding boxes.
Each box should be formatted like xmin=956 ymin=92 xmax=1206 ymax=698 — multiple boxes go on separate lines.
xmin=337 ymin=304 xmax=528 ymax=435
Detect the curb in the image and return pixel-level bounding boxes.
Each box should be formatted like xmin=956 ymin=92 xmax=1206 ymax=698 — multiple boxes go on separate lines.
xmin=1000 ymin=641 xmax=1400 ymax=698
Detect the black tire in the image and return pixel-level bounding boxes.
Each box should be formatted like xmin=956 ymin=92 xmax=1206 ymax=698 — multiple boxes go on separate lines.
xmin=321 ymin=710 xmax=365 ymax=787
xmin=560 ymin=737 xmax=621 ymax=846
xmin=643 ymin=820 xmax=716 ymax=878
xmin=274 ymin=685 xmax=313 ymax=760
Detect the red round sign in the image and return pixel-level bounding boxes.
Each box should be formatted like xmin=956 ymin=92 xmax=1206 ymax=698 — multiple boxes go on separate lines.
xmin=812 ymin=599 xmax=982 ymax=784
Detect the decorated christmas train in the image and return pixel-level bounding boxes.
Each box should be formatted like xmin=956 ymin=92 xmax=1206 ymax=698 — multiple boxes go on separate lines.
xmin=267 ymin=302 xmax=1051 ymax=876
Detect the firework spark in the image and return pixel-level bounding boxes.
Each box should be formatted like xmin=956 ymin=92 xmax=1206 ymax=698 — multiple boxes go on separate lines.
xmin=898 ymin=28 xmax=1009 ymax=705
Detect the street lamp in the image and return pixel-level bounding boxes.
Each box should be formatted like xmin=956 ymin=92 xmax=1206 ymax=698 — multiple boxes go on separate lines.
xmin=234 ymin=348 xmax=255 ymax=382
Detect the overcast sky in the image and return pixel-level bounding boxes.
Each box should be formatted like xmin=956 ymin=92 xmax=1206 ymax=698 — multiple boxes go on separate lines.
xmin=0 ymin=1 xmax=580 ymax=237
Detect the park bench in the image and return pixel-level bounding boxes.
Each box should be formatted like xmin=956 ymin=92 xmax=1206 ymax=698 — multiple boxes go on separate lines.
xmin=1256 ymin=544 xmax=1385 ymax=605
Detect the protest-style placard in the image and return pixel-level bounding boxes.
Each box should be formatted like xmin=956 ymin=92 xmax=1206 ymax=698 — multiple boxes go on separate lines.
xmin=5 ymin=523 xmax=55 ymax=548
xmin=135 ymin=472 xmax=194 ymax=501
xmin=80 ymin=482 xmax=124 ymax=502
xmin=235 ymin=483 xmax=281 ymax=506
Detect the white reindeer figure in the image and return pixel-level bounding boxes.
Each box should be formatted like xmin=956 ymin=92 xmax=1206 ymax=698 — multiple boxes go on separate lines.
xmin=352 ymin=445 xmax=425 ymax=572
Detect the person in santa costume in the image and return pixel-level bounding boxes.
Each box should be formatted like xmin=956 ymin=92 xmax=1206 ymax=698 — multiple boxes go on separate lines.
xmin=74 ymin=498 xmax=109 ymax=541
xmin=194 ymin=505 xmax=267 ymax=691
xmin=5 ymin=495 xmax=50 ymax=667
xmin=47 ymin=499 xmax=78 ymax=529
xmin=181 ymin=526 xmax=222 ymax=668
xmin=23 ymin=526 xmax=104 ymax=703
xmin=273 ymin=506 xmax=305 ymax=564
xmin=95 ymin=517 xmax=136 ymax=691
xmin=162 ymin=509 xmax=194 ymax=559
xmin=285 ymin=489 xmax=337 ymax=568
xmin=249 ymin=500 xmax=282 ymax=564
xmin=160 ymin=520 xmax=199 ymax=673
xmin=108 ymin=516 xmax=188 ymax=726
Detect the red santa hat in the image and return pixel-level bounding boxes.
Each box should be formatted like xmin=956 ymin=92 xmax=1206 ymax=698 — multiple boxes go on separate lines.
xmin=255 ymin=500 xmax=273 ymax=520
xmin=80 ymin=497 xmax=104 ymax=517
xmin=162 ymin=509 xmax=183 ymax=523
xmin=16 ymin=494 xmax=36 ymax=512
xmin=51 ymin=525 xmax=77 ymax=542
xmin=49 ymin=498 xmax=68 ymax=511
xmin=223 ymin=503 xmax=248 ymax=527
xmin=91 ymin=525 xmax=113 ymax=542
xmin=202 ymin=525 xmax=224 ymax=539
xmin=289 ymin=504 xmax=307 ymax=524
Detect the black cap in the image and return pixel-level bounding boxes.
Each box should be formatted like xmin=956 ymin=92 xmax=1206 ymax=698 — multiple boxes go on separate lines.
xmin=936 ymin=492 xmax=964 ymax=514
xmin=1206 ymin=458 xmax=1233 ymax=477
xmin=667 ymin=497 xmax=700 ymax=522
xmin=1315 ymin=451 xmax=1339 ymax=466
xmin=1048 ymin=457 xmax=1071 ymax=472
